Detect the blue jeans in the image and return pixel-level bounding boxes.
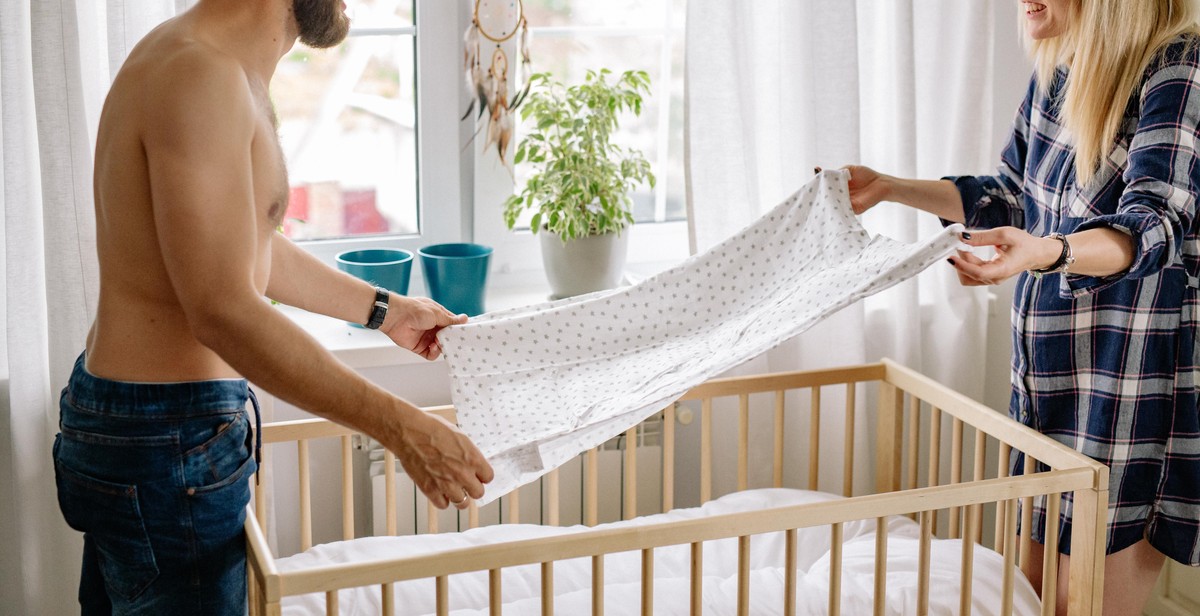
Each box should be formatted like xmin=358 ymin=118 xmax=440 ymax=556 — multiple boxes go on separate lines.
xmin=54 ymin=353 xmax=259 ymax=615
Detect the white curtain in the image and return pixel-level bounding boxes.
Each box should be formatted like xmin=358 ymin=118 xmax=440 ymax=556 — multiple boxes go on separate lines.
xmin=0 ymin=1 xmax=185 ymax=612
xmin=685 ymin=0 xmax=1031 ymax=394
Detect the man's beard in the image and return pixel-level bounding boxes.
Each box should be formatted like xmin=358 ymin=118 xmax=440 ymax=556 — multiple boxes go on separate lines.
xmin=293 ymin=0 xmax=350 ymax=49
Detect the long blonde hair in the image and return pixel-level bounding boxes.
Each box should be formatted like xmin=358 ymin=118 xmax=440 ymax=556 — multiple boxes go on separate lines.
xmin=1030 ymin=0 xmax=1200 ymax=185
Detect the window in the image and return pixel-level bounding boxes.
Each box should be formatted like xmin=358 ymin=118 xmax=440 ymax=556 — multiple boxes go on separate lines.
xmin=276 ymin=0 xmax=689 ymax=274
xmin=474 ymin=0 xmax=690 ymax=274
xmin=273 ymin=0 xmax=462 ymax=265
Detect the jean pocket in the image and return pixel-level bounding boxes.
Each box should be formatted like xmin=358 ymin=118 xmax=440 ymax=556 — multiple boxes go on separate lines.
xmin=182 ymin=412 xmax=251 ymax=489
xmin=54 ymin=457 xmax=160 ymax=601
xmin=186 ymin=454 xmax=256 ymax=554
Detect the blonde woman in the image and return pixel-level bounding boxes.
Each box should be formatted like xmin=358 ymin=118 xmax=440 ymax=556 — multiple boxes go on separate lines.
xmin=844 ymin=1 xmax=1200 ymax=613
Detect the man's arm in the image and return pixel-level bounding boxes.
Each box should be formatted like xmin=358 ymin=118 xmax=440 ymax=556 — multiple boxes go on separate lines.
xmin=141 ymin=48 xmax=490 ymax=508
xmin=265 ymin=234 xmax=465 ymax=359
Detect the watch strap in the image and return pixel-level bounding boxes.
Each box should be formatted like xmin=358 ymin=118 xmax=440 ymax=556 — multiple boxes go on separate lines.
xmin=365 ymin=287 xmax=389 ymax=329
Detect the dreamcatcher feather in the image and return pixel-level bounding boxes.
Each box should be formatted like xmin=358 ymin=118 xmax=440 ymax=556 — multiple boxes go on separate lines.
xmin=462 ymin=0 xmax=530 ymax=171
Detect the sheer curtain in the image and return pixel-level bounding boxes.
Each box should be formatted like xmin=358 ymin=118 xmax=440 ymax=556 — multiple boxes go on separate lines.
xmin=686 ymin=0 xmax=1030 ymax=388
xmin=0 ymin=1 xmax=186 ymax=612
xmin=684 ymin=1 xmax=1031 ymax=493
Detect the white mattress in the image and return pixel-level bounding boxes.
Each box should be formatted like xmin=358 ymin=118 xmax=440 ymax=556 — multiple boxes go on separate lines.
xmin=277 ymin=489 xmax=1039 ymax=615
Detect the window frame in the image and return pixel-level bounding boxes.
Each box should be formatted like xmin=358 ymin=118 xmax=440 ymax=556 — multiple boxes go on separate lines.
xmin=299 ymin=0 xmax=691 ymax=286
xmin=298 ymin=0 xmax=466 ymax=276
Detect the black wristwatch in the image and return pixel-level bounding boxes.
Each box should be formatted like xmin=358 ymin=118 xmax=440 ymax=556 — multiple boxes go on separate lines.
xmin=365 ymin=287 xmax=390 ymax=329
xmin=1029 ymin=232 xmax=1075 ymax=279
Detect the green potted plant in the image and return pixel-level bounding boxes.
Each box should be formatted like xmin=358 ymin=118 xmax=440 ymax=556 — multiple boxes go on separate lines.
xmin=504 ymin=68 xmax=655 ymax=298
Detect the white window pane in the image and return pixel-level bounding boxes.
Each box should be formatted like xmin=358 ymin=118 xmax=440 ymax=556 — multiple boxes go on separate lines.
xmin=347 ymin=0 xmax=412 ymax=27
xmin=523 ymin=0 xmax=669 ymax=28
xmin=509 ymin=35 xmax=664 ymax=229
xmin=663 ymin=35 xmax=686 ymax=222
xmin=273 ymin=34 xmax=418 ymax=240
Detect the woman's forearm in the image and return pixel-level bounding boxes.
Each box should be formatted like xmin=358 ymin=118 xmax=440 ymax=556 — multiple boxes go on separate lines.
xmin=885 ymin=177 xmax=967 ymax=223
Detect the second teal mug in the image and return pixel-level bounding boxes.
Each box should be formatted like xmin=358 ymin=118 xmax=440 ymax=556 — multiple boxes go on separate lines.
xmin=418 ymin=243 xmax=493 ymax=317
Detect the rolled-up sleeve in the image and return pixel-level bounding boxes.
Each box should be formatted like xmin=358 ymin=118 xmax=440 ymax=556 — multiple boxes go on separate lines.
xmin=941 ymin=77 xmax=1035 ymax=230
xmin=1067 ymin=57 xmax=1200 ymax=295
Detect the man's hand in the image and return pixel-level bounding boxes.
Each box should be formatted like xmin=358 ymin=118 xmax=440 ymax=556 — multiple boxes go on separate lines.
xmin=379 ymin=295 xmax=467 ymax=360
xmin=947 ymin=228 xmax=1063 ymax=286
xmin=384 ymin=406 xmax=494 ymax=510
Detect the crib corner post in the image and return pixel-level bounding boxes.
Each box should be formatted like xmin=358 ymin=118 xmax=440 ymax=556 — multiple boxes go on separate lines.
xmin=875 ymin=381 xmax=903 ymax=494
xmin=1066 ymin=485 xmax=1108 ymax=616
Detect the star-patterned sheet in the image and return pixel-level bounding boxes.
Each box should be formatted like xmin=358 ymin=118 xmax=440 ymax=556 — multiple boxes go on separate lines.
xmin=440 ymin=170 xmax=964 ymax=504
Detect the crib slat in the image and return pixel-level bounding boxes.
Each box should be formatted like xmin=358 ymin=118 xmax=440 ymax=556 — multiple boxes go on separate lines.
xmin=785 ymin=529 xmax=797 ymax=616
xmin=586 ymin=448 xmax=599 ymax=526
xmin=1019 ymin=455 xmax=1036 ymax=573
xmin=508 ymin=487 xmax=520 ymax=524
xmin=428 ymin=498 xmax=439 ymax=534
xmin=960 ymin=504 xmax=978 ymax=614
xmin=1002 ymin=499 xmax=1018 ymax=616
xmin=592 ymin=554 xmax=604 ymax=615
xmin=843 ymin=383 xmax=855 ymax=497
xmin=738 ymin=536 xmax=750 ymax=616
xmin=928 ymin=408 xmax=942 ymax=536
xmin=642 ymin=548 xmax=654 ymax=616
xmin=382 ymin=582 xmax=394 ymax=616
xmin=436 ymin=576 xmax=449 ymax=616
xmin=872 ymin=517 xmax=887 ymax=616
xmin=972 ymin=429 xmax=987 ymax=543
xmin=809 ymin=387 xmax=821 ymax=491
xmin=738 ymin=393 xmax=749 ymax=492
xmin=774 ymin=390 xmax=785 ymax=488
xmin=1040 ymin=492 xmax=1062 ymax=616
xmin=489 ymin=569 xmax=501 ymax=615
xmin=384 ymin=450 xmax=397 ymax=536
xmin=701 ymin=399 xmax=712 ymax=503
xmin=298 ymin=439 xmax=312 ymax=552
xmin=625 ymin=426 xmax=638 ymax=519
xmin=542 ymin=562 xmax=554 ymax=616
xmin=325 ymin=590 xmax=338 ymax=616
xmin=468 ymin=501 xmax=480 ymax=529
xmin=876 ymin=382 xmax=903 ymax=495
xmin=949 ymin=417 xmax=964 ymax=538
xmin=917 ymin=510 xmax=933 ymax=615
xmin=255 ymin=445 xmax=269 ymax=531
xmin=994 ymin=442 xmax=1012 ymax=553
xmin=340 ymin=435 xmax=354 ymax=541
xmin=828 ymin=523 xmax=842 ymax=616
xmin=906 ymin=395 xmax=920 ymax=494
xmin=664 ymin=405 xmax=676 ymax=512
xmin=690 ymin=542 xmax=703 ymax=615
xmin=548 ymin=468 xmax=560 ymax=526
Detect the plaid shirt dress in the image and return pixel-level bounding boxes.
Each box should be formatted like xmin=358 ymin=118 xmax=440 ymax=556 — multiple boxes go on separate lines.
xmin=947 ymin=37 xmax=1200 ymax=565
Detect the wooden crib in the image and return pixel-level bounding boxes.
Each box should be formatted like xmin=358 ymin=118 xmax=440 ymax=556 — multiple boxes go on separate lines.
xmin=245 ymin=360 xmax=1108 ymax=615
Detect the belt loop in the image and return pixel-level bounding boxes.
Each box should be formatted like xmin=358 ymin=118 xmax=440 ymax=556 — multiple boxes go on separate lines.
xmin=247 ymin=387 xmax=262 ymax=485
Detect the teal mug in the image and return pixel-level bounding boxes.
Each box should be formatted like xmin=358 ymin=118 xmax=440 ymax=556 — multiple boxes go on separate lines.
xmin=418 ymin=243 xmax=493 ymax=317
xmin=336 ymin=248 xmax=414 ymax=327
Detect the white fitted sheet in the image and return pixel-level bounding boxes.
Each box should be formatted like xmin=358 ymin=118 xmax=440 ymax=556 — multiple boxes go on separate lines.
xmin=277 ymin=488 xmax=1038 ymax=615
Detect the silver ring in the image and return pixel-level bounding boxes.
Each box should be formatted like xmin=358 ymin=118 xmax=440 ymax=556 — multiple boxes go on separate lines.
xmin=450 ymin=490 xmax=468 ymax=506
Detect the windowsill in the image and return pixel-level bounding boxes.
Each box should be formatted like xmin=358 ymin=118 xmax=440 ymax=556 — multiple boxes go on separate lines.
xmin=284 ymin=257 xmax=684 ymax=369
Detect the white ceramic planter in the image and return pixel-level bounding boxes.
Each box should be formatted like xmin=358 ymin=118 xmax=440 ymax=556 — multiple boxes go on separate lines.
xmin=539 ymin=229 xmax=630 ymax=299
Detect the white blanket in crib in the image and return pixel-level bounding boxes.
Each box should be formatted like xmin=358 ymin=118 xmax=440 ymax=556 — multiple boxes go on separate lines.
xmin=439 ymin=170 xmax=963 ymax=504
xmin=277 ymin=489 xmax=1039 ymax=615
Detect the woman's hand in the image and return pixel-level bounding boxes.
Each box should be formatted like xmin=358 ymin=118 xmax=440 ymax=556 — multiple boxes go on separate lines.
xmin=843 ymin=165 xmax=893 ymax=214
xmin=948 ymin=227 xmax=1063 ymax=286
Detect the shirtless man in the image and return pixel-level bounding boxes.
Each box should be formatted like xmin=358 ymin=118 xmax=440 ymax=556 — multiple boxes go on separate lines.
xmin=52 ymin=0 xmax=493 ymax=613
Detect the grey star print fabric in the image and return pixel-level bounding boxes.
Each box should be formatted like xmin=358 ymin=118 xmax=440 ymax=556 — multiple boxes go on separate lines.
xmin=440 ymin=170 xmax=964 ymax=503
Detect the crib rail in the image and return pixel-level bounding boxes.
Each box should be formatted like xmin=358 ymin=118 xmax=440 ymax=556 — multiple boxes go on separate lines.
xmin=246 ymin=360 xmax=1107 ymax=616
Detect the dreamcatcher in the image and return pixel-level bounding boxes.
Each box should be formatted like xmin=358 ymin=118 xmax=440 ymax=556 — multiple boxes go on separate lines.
xmin=463 ymin=0 xmax=531 ymax=171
